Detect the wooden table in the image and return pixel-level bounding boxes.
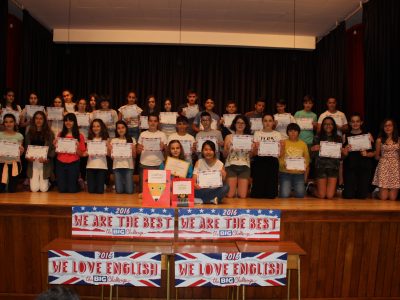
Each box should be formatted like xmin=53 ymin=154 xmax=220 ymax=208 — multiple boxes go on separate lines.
xmin=236 ymin=241 xmax=306 ymax=300
xmin=41 ymin=238 xmax=173 ymax=300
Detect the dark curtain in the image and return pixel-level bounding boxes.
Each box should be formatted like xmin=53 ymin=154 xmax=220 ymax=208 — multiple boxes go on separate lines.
xmin=346 ymin=24 xmax=365 ymax=118
xmin=52 ymin=44 xmax=315 ymax=115
xmin=0 ymin=0 xmax=7 ymax=94
xmin=314 ymin=22 xmax=347 ymax=114
xmin=364 ymin=0 xmax=400 ymax=134
xmin=19 ymin=10 xmax=53 ymax=105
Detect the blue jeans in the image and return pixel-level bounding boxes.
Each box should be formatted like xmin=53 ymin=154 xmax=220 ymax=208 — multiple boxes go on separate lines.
xmin=194 ymin=183 xmax=229 ymax=204
xmin=56 ymin=160 xmax=80 ymax=193
xmin=114 ymin=168 xmax=134 ymax=194
xmin=279 ymin=172 xmax=305 ymax=198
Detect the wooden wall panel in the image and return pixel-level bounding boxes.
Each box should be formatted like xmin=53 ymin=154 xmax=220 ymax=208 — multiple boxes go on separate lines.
xmin=0 ymin=204 xmax=400 ymax=299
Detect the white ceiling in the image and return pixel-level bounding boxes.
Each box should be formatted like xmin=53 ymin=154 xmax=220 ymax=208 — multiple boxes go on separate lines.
xmin=15 ymin=0 xmax=363 ymax=48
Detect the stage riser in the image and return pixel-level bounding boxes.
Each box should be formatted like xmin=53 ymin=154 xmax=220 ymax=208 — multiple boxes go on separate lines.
xmin=0 ymin=205 xmax=399 ymax=299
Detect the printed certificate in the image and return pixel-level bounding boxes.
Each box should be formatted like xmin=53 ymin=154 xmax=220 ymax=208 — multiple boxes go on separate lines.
xmin=165 ymin=157 xmax=190 ymax=178
xmin=232 ymin=135 xmax=253 ymax=151
xmin=285 ymin=157 xmax=306 ymax=171
xmin=87 ymin=140 xmax=107 ymax=156
xmin=198 ymin=170 xmax=223 ymax=188
xmin=111 ymin=142 xmax=132 ymax=158
xmin=0 ymin=140 xmax=20 ymax=158
xmin=319 ymin=141 xmax=342 ymax=158
xmin=140 ymin=116 xmax=149 ymax=129
xmin=250 ymin=118 xmax=263 ymax=131
xmin=347 ymin=134 xmax=372 ymax=151
xmin=160 ymin=112 xmax=178 ymax=124
xmin=75 ymin=113 xmax=90 ymax=127
xmin=26 ymin=105 xmax=45 ymax=119
xmin=296 ymin=117 xmax=313 ymax=130
xmin=56 ymin=138 xmax=77 ymax=154
xmin=223 ymin=114 xmax=238 ymax=127
xmin=142 ymin=138 xmax=161 ymax=151
xmin=46 ymin=107 xmax=64 ymax=121
xmin=258 ymin=140 xmax=280 ymax=157
xmin=26 ymin=145 xmax=48 ymax=160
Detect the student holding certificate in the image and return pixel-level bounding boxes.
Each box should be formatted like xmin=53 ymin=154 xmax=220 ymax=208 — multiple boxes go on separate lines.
xmin=0 ymin=114 xmax=24 ymax=193
xmin=160 ymin=140 xmax=193 ymax=178
xmin=294 ymin=95 xmax=318 ymax=148
xmin=193 ymin=141 xmax=229 ymax=204
xmin=55 ymin=113 xmax=86 ymax=193
xmin=274 ymin=99 xmax=296 ymax=139
xmin=195 ymin=112 xmax=224 ymax=158
xmin=20 ymin=92 xmax=44 ymax=131
xmin=84 ymin=119 xmax=109 ymax=194
xmin=47 ymin=96 xmax=65 ymax=137
xmin=167 ymin=115 xmax=196 ymax=163
xmin=0 ymin=88 xmax=22 ymax=130
xmin=110 ymin=120 xmax=136 ymax=194
xmin=137 ymin=113 xmax=167 ymax=193
xmin=177 ymin=90 xmax=200 ymax=136
xmin=192 ymin=98 xmax=220 ymax=133
xmin=25 ymin=111 xmax=55 ymax=192
xmin=223 ymin=115 xmax=252 ymax=198
xmin=118 ymin=90 xmax=143 ymax=141
xmin=311 ymin=117 xmax=343 ymax=199
xmin=94 ymin=97 xmax=118 ymax=138
xmin=279 ymin=123 xmax=310 ymax=198
xmin=342 ymin=114 xmax=375 ymax=199
xmin=372 ymin=119 xmax=400 ymax=200
xmin=251 ymin=114 xmax=283 ymax=198
xmin=159 ymin=98 xmax=177 ymax=138
xmin=74 ymin=99 xmax=90 ymax=139
xmin=220 ymin=101 xmax=238 ymax=139
xmin=62 ymin=89 xmax=76 ymax=113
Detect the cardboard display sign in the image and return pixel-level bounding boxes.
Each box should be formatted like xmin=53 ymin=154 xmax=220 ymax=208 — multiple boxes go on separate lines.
xmin=171 ymin=178 xmax=194 ymax=207
xmin=142 ymin=170 xmax=171 ymax=207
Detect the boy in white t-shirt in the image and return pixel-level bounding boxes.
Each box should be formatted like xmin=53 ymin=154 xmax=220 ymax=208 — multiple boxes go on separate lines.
xmin=137 ymin=113 xmax=167 ymax=193
xmin=167 ymin=115 xmax=195 ymax=162
xmin=317 ymin=97 xmax=348 ymax=136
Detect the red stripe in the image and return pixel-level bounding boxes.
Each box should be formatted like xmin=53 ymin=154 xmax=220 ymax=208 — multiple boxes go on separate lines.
xmin=189 ymin=279 xmax=207 ymax=287
xmin=130 ymin=252 xmax=145 ymax=259
xmin=139 ymin=279 xmax=156 ymax=287
xmin=257 ymin=252 xmax=272 ymax=260
xmin=62 ymin=277 xmax=80 ymax=284
xmin=180 ymin=253 xmax=197 ymax=259
xmin=54 ymin=250 xmax=71 ymax=257
xmin=266 ymin=279 xmax=282 ymax=286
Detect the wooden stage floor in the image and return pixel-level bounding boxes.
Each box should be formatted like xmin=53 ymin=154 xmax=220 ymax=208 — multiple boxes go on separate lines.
xmin=1 ymin=192 xmax=400 ymax=300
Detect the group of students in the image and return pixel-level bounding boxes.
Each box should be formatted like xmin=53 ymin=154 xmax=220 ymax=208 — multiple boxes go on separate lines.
xmin=0 ymin=88 xmax=399 ymax=202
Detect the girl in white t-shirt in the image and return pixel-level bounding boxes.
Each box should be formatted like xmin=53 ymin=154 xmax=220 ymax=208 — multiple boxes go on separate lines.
xmin=137 ymin=114 xmax=167 ymax=193
xmin=251 ymin=114 xmax=283 ymax=198
xmin=85 ymin=119 xmax=109 ymax=194
xmin=193 ymin=140 xmax=229 ymax=204
xmin=110 ymin=120 xmax=136 ymax=194
xmin=118 ymin=90 xmax=143 ymax=141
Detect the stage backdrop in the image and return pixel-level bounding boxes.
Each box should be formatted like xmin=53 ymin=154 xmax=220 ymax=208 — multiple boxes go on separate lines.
xmin=17 ymin=11 xmax=347 ymax=117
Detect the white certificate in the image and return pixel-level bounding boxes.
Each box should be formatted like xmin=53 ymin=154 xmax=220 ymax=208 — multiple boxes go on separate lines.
xmin=111 ymin=143 xmax=132 ymax=158
xmin=140 ymin=116 xmax=149 ymax=129
xmin=148 ymin=170 xmax=167 ymax=183
xmin=179 ymin=140 xmax=193 ymax=156
xmin=87 ymin=140 xmax=107 ymax=156
xmin=250 ymin=118 xmax=263 ymax=131
xmin=26 ymin=105 xmax=45 ymax=119
xmin=142 ymin=138 xmax=161 ymax=151
xmin=285 ymin=157 xmax=306 ymax=171
xmin=173 ymin=180 xmax=192 ymax=195
xmin=347 ymin=134 xmax=372 ymax=151
xmin=160 ymin=112 xmax=178 ymax=124
xmin=46 ymin=107 xmax=64 ymax=121
xmin=223 ymin=114 xmax=238 ymax=127
xmin=165 ymin=157 xmax=190 ymax=178
xmin=0 ymin=140 xmax=19 ymax=158
xmin=198 ymin=170 xmax=223 ymax=188
xmin=183 ymin=105 xmax=199 ymax=119
xmin=275 ymin=114 xmax=291 ymax=129
xmin=56 ymin=138 xmax=77 ymax=154
xmin=319 ymin=141 xmax=342 ymax=158
xmin=75 ymin=113 xmax=90 ymax=127
xmin=232 ymin=135 xmax=253 ymax=151
xmin=65 ymin=103 xmax=76 ymax=113
xmin=196 ymin=136 xmax=218 ymax=152
xmin=94 ymin=111 xmax=112 ymax=125
xmin=1 ymin=110 xmax=20 ymax=124
xmin=258 ymin=140 xmax=280 ymax=157
xmin=296 ymin=117 xmax=313 ymax=130
xmin=122 ymin=106 xmax=138 ymax=119
xmin=26 ymin=145 xmax=48 ymax=159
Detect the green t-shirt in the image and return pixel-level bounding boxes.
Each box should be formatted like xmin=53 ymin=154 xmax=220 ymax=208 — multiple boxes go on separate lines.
xmin=294 ymin=110 xmax=317 ymax=145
